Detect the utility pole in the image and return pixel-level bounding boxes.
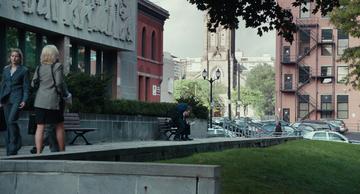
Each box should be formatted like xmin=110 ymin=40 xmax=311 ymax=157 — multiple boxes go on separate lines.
xmin=227 ymin=49 xmax=231 ymax=120
xmin=237 ymin=62 xmax=241 ymax=117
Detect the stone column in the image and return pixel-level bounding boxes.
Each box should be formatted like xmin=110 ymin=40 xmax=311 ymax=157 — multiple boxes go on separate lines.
xmin=55 ymin=36 xmax=71 ymax=75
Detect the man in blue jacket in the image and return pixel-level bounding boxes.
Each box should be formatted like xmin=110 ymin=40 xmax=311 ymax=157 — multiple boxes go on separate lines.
xmin=173 ymin=103 xmax=193 ymax=141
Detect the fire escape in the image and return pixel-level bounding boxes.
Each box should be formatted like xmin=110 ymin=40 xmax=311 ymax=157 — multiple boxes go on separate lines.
xmin=280 ymin=18 xmax=335 ymax=120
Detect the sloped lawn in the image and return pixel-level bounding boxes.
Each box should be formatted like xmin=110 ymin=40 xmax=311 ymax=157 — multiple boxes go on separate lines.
xmin=160 ymin=140 xmax=360 ymax=194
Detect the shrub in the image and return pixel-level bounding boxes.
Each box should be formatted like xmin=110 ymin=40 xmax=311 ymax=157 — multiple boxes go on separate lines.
xmin=35 ymin=72 xmax=208 ymax=119
xmin=66 ymin=72 xmax=111 ymax=113
xmin=103 ymin=100 xmax=177 ymax=117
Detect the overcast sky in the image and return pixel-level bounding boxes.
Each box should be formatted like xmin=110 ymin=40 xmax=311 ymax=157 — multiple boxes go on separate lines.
xmin=149 ymin=0 xmax=276 ymax=58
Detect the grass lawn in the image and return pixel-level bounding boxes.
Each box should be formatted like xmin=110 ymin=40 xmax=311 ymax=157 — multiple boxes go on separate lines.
xmin=159 ymin=140 xmax=360 ymax=194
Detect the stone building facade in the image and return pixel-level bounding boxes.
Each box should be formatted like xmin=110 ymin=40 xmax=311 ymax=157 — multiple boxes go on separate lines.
xmin=0 ymin=0 xmax=138 ymax=99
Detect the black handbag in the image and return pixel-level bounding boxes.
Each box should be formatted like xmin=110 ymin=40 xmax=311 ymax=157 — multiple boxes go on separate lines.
xmin=0 ymin=107 xmax=6 ymax=131
xmin=28 ymin=112 xmax=37 ymax=135
xmin=32 ymin=65 xmax=41 ymax=91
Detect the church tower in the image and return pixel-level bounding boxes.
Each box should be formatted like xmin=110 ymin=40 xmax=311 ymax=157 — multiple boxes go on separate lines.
xmin=202 ymin=14 xmax=237 ymax=117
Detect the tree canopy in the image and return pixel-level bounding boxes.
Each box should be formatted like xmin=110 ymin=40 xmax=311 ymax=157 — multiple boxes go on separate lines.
xmin=232 ymin=86 xmax=263 ymax=116
xmin=330 ymin=0 xmax=360 ymax=89
xmin=245 ymin=63 xmax=275 ymax=116
xmin=173 ymin=79 xmax=226 ymax=109
xmin=187 ymin=0 xmax=339 ymax=43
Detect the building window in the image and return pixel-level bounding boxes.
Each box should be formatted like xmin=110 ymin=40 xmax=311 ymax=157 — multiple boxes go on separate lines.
xmin=6 ymin=27 xmax=19 ymax=54
xmin=299 ymin=66 xmax=310 ymax=84
xmin=321 ymin=29 xmax=332 ymax=42
xmin=282 ymin=46 xmax=290 ymax=63
xmin=300 ymin=1 xmax=310 ymax=18
xmin=320 ymin=66 xmax=333 ymax=84
xmin=321 ymin=66 xmax=332 ymax=76
xmin=25 ymin=31 xmax=36 ymax=70
xmin=210 ymin=33 xmax=216 ymax=47
xmin=337 ymin=66 xmax=348 ymax=84
xmin=337 ymin=29 xmax=349 ymax=55
xmin=77 ymin=46 xmax=85 ymax=72
xmin=151 ymin=31 xmax=156 ymax=60
xmin=321 ymin=95 xmax=332 ymax=118
xmin=337 ymin=95 xmax=348 ymax=119
xmin=220 ymin=31 xmax=226 ymax=46
xmin=298 ymin=95 xmax=309 ymax=119
xmin=141 ymin=27 xmax=146 ymax=57
xmin=321 ymin=45 xmax=332 ymax=56
xmin=299 ymin=30 xmax=310 ymax=57
xmin=90 ymin=50 xmax=97 ymax=75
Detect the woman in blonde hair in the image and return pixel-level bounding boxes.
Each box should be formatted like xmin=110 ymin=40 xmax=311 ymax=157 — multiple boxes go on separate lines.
xmin=0 ymin=48 xmax=29 ymax=155
xmin=32 ymin=45 xmax=66 ymax=154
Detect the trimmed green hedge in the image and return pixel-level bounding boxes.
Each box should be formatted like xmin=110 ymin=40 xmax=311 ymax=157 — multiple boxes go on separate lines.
xmin=23 ymin=72 xmax=209 ymax=119
xmin=103 ymin=100 xmax=177 ymax=117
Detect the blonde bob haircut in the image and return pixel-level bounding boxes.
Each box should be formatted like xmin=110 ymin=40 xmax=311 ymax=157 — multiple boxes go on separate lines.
xmin=8 ymin=48 xmax=23 ymax=65
xmin=40 ymin=45 xmax=59 ymax=65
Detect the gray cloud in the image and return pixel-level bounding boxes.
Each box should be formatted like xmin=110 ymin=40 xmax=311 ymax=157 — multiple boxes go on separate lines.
xmin=150 ymin=0 xmax=275 ymax=58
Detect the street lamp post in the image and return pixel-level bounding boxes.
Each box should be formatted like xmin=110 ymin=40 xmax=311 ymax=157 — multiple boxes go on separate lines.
xmin=202 ymin=68 xmax=221 ymax=129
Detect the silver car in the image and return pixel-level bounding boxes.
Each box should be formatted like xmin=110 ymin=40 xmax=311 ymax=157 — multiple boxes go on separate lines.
xmin=303 ymin=130 xmax=349 ymax=143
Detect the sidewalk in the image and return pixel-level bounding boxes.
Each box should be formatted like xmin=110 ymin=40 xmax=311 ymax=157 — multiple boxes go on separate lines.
xmin=0 ymin=137 xmax=243 ymax=159
xmin=0 ymin=136 xmax=298 ymax=161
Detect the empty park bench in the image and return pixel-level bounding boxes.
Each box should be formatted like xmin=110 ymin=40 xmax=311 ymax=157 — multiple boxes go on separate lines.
xmin=64 ymin=113 xmax=96 ymax=145
xmin=158 ymin=117 xmax=178 ymax=140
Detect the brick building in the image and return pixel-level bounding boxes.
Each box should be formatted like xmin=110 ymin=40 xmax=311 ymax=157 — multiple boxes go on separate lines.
xmin=276 ymin=0 xmax=360 ymax=130
xmin=137 ymin=0 xmax=169 ymax=102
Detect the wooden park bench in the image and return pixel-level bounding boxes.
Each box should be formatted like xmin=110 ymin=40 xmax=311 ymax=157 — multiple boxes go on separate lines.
xmin=158 ymin=117 xmax=178 ymax=140
xmin=64 ymin=113 xmax=96 ymax=145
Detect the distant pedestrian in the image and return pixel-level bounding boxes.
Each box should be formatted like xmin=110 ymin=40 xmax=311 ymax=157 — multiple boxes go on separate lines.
xmin=275 ymin=121 xmax=282 ymax=137
xmin=0 ymin=48 xmax=30 ymax=156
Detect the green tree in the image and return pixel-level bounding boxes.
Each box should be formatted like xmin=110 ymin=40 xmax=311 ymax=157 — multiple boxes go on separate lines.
xmin=188 ymin=0 xmax=339 ymax=43
xmin=245 ymin=64 xmax=275 ymax=116
xmin=173 ymin=79 xmax=226 ymax=109
xmin=330 ymin=0 xmax=360 ymax=89
xmin=232 ymin=86 xmax=263 ymax=116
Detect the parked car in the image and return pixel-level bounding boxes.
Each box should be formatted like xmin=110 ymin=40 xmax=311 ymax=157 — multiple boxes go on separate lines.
xmin=208 ymin=125 xmax=237 ymax=138
xmin=260 ymin=120 xmax=290 ymax=126
xmin=260 ymin=123 xmax=297 ymax=136
xmin=322 ymin=119 xmax=348 ymax=134
xmin=303 ymin=130 xmax=350 ymax=143
xmin=292 ymin=120 xmax=331 ymax=131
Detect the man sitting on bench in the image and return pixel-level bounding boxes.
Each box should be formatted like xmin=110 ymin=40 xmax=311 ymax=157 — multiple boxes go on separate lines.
xmin=173 ymin=103 xmax=193 ymax=141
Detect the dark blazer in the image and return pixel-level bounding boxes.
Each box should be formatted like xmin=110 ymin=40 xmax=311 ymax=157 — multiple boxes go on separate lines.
xmin=0 ymin=65 xmax=30 ymax=104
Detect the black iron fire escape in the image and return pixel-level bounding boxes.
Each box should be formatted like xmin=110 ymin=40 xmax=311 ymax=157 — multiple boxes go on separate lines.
xmin=280 ymin=18 xmax=335 ymax=120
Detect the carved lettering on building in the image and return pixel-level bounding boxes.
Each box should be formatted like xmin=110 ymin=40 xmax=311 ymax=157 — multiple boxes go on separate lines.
xmin=10 ymin=0 xmax=133 ymax=43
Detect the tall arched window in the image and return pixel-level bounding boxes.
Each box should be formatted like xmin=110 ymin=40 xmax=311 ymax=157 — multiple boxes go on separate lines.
xmin=141 ymin=27 xmax=146 ymax=57
xmin=151 ymin=31 xmax=156 ymax=60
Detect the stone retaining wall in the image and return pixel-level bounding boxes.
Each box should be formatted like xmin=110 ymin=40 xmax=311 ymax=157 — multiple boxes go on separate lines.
xmin=0 ymin=112 xmax=208 ymax=146
xmin=0 ymin=160 xmax=220 ymax=194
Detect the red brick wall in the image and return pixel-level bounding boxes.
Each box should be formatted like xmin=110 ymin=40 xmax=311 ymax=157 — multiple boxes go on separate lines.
xmin=137 ymin=12 xmax=164 ymax=102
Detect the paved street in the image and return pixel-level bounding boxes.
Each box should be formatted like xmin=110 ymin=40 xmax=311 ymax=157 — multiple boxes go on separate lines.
xmin=345 ymin=132 xmax=360 ymax=141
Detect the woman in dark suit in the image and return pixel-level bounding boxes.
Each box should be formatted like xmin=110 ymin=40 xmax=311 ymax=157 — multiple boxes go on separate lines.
xmin=0 ymin=48 xmax=30 ymax=156
xmin=32 ymin=45 xmax=66 ymax=154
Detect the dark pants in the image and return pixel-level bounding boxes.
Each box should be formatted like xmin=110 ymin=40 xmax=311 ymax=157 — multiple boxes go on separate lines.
xmin=175 ymin=119 xmax=191 ymax=136
xmin=3 ymin=102 xmax=22 ymax=156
